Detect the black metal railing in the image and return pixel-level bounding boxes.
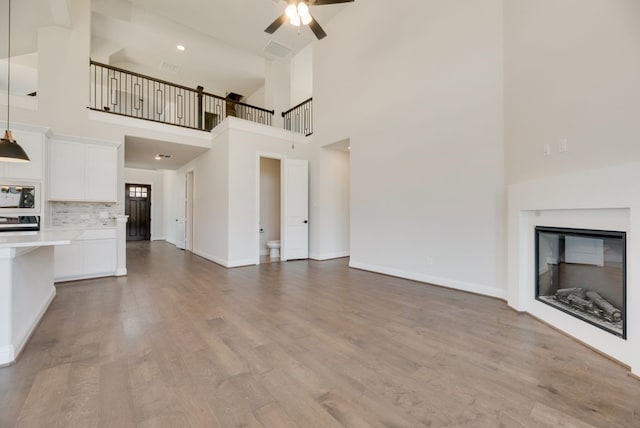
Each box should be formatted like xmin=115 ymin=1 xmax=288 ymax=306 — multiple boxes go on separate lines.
xmin=89 ymin=60 xmax=274 ymax=131
xmin=282 ymin=97 xmax=313 ymax=136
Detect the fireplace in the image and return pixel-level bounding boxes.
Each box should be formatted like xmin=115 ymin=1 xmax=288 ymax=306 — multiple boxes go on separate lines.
xmin=535 ymin=226 xmax=626 ymax=338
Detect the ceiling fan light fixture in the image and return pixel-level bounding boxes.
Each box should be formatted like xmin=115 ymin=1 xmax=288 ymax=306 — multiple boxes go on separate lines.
xmin=290 ymin=14 xmax=301 ymax=26
xmin=301 ymin=13 xmax=312 ymax=25
xmin=297 ymin=2 xmax=309 ymax=16
xmin=285 ymin=4 xmax=298 ymax=20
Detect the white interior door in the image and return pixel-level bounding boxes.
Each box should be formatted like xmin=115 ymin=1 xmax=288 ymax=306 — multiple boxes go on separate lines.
xmin=283 ymin=159 xmax=309 ymax=260
xmin=175 ymin=173 xmax=186 ymax=250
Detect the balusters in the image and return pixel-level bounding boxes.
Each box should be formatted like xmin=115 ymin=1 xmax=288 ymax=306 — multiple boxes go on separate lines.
xmin=282 ymin=97 xmax=313 ymax=136
xmin=89 ymin=60 xmax=274 ymax=131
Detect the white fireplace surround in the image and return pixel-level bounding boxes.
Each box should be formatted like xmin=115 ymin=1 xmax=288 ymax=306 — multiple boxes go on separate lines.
xmin=508 ymin=163 xmax=640 ymax=377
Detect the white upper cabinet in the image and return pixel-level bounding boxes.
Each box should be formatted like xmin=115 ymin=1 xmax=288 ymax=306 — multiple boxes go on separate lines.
xmin=49 ymin=138 xmax=118 ymax=202
xmin=49 ymin=140 xmax=84 ymax=199
xmin=0 ymin=129 xmax=44 ymax=181
xmin=84 ymin=145 xmax=118 ymax=202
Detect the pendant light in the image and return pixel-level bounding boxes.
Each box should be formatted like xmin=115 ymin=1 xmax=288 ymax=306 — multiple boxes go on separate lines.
xmin=0 ymin=0 xmax=30 ymax=163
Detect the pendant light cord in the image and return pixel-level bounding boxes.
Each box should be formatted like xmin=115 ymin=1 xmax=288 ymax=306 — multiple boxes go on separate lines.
xmin=6 ymin=0 xmax=11 ymax=131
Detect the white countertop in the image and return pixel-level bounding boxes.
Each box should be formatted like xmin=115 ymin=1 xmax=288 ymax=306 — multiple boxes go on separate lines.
xmin=48 ymin=225 xmax=117 ymax=231
xmin=0 ymin=230 xmax=81 ymax=248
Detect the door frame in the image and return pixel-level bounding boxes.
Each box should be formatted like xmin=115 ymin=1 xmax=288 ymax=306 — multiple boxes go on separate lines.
xmin=255 ymin=152 xmax=285 ymax=265
xmin=125 ymin=182 xmax=152 ymax=241
xmin=185 ymin=169 xmax=195 ymax=252
xmin=175 ymin=173 xmax=186 ymax=250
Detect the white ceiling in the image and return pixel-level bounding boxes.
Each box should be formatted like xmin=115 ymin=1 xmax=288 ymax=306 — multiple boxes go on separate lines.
xmin=91 ymin=0 xmax=350 ymax=98
xmin=125 ymin=136 xmax=209 ymax=170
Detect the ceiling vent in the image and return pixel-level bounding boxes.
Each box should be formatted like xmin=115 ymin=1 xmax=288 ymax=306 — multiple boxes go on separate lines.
xmin=263 ymin=40 xmax=292 ymax=59
xmin=159 ymin=61 xmax=182 ymax=74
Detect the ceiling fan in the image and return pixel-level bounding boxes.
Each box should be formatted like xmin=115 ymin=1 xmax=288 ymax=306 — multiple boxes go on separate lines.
xmin=265 ymin=0 xmax=354 ymax=40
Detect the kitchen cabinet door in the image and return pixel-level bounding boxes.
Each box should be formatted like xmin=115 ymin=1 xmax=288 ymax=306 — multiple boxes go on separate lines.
xmin=84 ymin=145 xmax=117 ymax=202
xmin=83 ymin=239 xmax=116 ymax=275
xmin=49 ymin=140 xmax=118 ymax=202
xmin=49 ymin=140 xmax=85 ymax=200
xmin=54 ymin=242 xmax=84 ymax=278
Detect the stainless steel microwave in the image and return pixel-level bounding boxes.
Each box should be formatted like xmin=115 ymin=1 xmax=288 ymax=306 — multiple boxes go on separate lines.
xmin=0 ymin=183 xmax=40 ymax=214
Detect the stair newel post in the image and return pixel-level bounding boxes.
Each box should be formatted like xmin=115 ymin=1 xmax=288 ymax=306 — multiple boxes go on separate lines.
xmin=197 ymin=85 xmax=204 ymax=130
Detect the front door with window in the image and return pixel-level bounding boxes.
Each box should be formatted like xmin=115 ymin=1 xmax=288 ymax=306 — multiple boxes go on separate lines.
xmin=125 ymin=184 xmax=151 ymax=241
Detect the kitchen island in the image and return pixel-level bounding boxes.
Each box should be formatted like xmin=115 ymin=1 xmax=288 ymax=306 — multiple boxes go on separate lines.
xmin=0 ymin=230 xmax=79 ymax=366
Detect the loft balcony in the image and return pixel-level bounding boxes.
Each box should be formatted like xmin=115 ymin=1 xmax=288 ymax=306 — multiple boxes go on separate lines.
xmin=88 ymin=60 xmax=275 ymax=132
xmin=282 ymin=96 xmax=313 ymax=136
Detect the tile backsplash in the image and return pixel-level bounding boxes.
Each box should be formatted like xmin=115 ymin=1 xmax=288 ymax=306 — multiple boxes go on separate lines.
xmin=50 ymin=202 xmax=124 ymax=228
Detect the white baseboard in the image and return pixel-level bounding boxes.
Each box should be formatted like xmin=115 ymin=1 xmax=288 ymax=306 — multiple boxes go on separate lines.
xmin=116 ymin=268 xmax=127 ymax=276
xmin=0 ymin=345 xmax=15 ymax=366
xmin=227 ymin=259 xmax=258 ymax=268
xmin=12 ymin=286 xmax=56 ymax=363
xmin=151 ymin=237 xmax=166 ymax=241
xmin=55 ymin=271 xmax=116 ymax=283
xmin=348 ymin=260 xmax=507 ymax=300
xmin=192 ymin=249 xmax=257 ymax=268
xmin=192 ymin=249 xmax=228 ymax=267
xmin=310 ymin=251 xmax=350 ymax=261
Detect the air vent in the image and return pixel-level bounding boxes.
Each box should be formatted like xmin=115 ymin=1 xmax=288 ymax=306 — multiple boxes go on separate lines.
xmin=159 ymin=61 xmax=182 ymax=74
xmin=263 ymin=40 xmax=292 ymax=58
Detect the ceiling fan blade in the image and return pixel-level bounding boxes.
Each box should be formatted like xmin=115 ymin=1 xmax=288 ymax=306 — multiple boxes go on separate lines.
xmin=312 ymin=0 xmax=355 ymax=5
xmin=308 ymin=14 xmax=327 ymax=39
xmin=265 ymin=13 xmax=287 ymax=34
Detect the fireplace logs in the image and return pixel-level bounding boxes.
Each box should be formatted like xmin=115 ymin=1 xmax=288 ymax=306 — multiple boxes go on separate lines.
xmin=585 ymin=291 xmax=622 ymax=322
xmin=554 ymin=288 xmax=621 ymax=323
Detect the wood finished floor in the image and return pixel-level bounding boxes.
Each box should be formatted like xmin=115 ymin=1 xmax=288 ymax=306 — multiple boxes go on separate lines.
xmin=1 ymin=241 xmax=639 ymax=428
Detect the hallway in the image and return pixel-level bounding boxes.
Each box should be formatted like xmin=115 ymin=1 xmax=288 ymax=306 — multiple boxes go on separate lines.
xmin=1 ymin=241 xmax=639 ymax=427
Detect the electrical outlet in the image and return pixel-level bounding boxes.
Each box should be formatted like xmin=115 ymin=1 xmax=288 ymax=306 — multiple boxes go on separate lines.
xmin=559 ymin=137 xmax=568 ymax=153
xmin=543 ymin=144 xmax=551 ymax=156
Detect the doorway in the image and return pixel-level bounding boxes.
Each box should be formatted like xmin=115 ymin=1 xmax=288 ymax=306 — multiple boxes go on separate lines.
xmin=259 ymin=157 xmax=281 ymax=263
xmin=175 ymin=171 xmax=194 ymax=251
xmin=125 ymin=183 xmax=151 ymax=241
xmin=256 ymin=155 xmax=309 ymax=264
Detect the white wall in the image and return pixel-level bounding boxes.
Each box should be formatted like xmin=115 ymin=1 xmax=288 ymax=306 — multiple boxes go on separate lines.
xmin=124 ymin=167 xmax=165 ymax=240
xmin=291 ymin=44 xmax=313 ymax=106
xmin=264 ymin=59 xmax=290 ymax=122
xmin=259 ymin=157 xmax=281 ymax=254
xmin=312 ymin=0 xmax=506 ymax=297
xmin=163 ymin=170 xmax=177 ymax=245
xmin=227 ymin=120 xmax=312 ymax=265
xmin=505 ymin=0 xmax=640 ymax=184
xmin=311 ymin=145 xmax=349 ymax=260
xmin=176 ymin=130 xmax=229 ymax=264
xmin=245 ymin=85 xmax=265 ymax=109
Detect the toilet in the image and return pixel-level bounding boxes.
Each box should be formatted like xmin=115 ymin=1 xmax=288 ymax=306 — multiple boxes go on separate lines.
xmin=266 ymin=240 xmax=280 ymax=259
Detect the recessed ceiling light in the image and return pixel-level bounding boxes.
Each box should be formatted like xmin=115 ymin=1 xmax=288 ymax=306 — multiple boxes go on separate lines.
xmin=155 ymin=153 xmax=172 ymax=160
xmin=176 ymin=44 xmax=186 ymax=51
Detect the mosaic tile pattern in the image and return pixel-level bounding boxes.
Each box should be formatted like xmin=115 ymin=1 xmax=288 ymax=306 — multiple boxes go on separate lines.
xmin=50 ymin=202 xmax=123 ymax=228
